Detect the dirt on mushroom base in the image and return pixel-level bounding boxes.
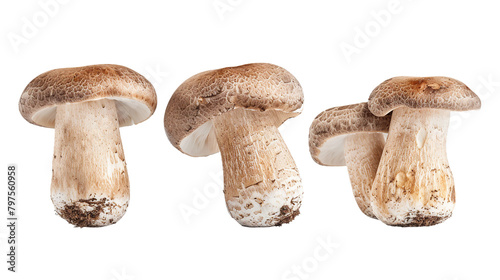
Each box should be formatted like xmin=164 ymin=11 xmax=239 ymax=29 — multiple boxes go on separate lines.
xmin=58 ymin=197 xmax=124 ymax=227
xmin=275 ymin=205 xmax=300 ymax=226
xmin=228 ymin=175 xmax=303 ymax=227
xmin=388 ymin=211 xmax=452 ymax=227
xmin=240 ymin=205 xmax=300 ymax=228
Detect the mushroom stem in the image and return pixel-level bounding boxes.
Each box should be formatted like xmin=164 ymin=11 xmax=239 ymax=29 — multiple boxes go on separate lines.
xmin=344 ymin=132 xmax=385 ymax=219
xmin=212 ymin=108 xmax=303 ymax=227
xmin=371 ymin=107 xmax=454 ymax=227
xmin=51 ymin=99 xmax=130 ymax=227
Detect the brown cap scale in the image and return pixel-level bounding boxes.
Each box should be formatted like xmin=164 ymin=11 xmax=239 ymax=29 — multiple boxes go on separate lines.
xmin=165 ymin=63 xmax=304 ymax=227
xmin=368 ymin=76 xmax=481 ymax=227
xmin=309 ymin=102 xmax=391 ymax=218
xmin=19 ymin=64 xmax=157 ymax=227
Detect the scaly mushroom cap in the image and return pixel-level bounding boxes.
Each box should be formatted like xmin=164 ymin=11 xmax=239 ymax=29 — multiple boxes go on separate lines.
xmin=309 ymin=102 xmax=391 ymax=166
xmin=368 ymin=76 xmax=481 ymax=116
xmin=164 ymin=63 xmax=304 ymax=157
xmin=19 ymin=64 xmax=157 ymax=128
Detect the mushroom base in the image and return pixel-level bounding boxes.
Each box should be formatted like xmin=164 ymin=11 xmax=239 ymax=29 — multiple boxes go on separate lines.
xmin=213 ymin=108 xmax=303 ymax=227
xmin=344 ymin=133 xmax=385 ymax=219
xmin=56 ymin=196 xmax=129 ymax=227
xmin=51 ymin=99 xmax=130 ymax=227
xmin=371 ymin=108 xmax=454 ymax=227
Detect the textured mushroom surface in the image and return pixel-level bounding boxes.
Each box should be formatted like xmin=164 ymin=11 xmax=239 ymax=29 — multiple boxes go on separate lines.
xmin=343 ymin=132 xmax=385 ymax=219
xmin=214 ymin=109 xmax=302 ymax=226
xmin=309 ymin=102 xmax=391 ymax=166
xmin=20 ymin=64 xmax=157 ymax=128
xmin=368 ymin=76 xmax=481 ymax=227
xmin=164 ymin=63 xmax=304 ymax=227
xmin=18 ymin=64 xmax=156 ymax=227
xmin=368 ymin=76 xmax=481 ymax=116
xmin=52 ymin=99 xmax=129 ymax=227
xmin=165 ymin=63 xmax=304 ymax=157
xmin=308 ymin=102 xmax=391 ymax=219
xmin=370 ymin=108 xmax=455 ymax=226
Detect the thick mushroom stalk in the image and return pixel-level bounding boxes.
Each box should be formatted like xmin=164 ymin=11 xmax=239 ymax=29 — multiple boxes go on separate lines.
xmin=164 ymin=63 xmax=304 ymax=226
xmin=371 ymin=107 xmax=454 ymax=226
xmin=19 ymin=64 xmax=156 ymax=227
xmin=212 ymin=108 xmax=303 ymax=227
xmin=344 ymin=132 xmax=385 ymax=219
xmin=51 ymin=99 xmax=129 ymax=227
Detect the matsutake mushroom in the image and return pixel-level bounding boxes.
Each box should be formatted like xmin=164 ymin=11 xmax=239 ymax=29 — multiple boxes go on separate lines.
xmin=368 ymin=76 xmax=481 ymax=227
xmin=164 ymin=63 xmax=304 ymax=227
xmin=19 ymin=64 xmax=157 ymax=227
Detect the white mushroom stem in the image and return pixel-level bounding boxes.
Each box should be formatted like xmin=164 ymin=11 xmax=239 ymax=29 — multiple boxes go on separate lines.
xmin=51 ymin=99 xmax=129 ymax=227
xmin=212 ymin=108 xmax=303 ymax=227
xmin=371 ymin=107 xmax=454 ymax=227
xmin=344 ymin=132 xmax=385 ymax=219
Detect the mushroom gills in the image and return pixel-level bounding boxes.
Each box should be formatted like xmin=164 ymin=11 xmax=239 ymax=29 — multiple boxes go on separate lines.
xmin=371 ymin=107 xmax=455 ymax=227
xmin=344 ymin=132 xmax=385 ymax=219
xmin=179 ymin=121 xmax=219 ymax=157
xmin=317 ymin=135 xmax=348 ymax=166
xmin=31 ymin=97 xmax=152 ymax=128
xmin=51 ymin=99 xmax=130 ymax=227
xmin=212 ymin=108 xmax=303 ymax=227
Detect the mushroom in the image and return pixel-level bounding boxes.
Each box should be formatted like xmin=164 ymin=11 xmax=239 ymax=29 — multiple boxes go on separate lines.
xmin=309 ymin=103 xmax=391 ymax=218
xmin=164 ymin=63 xmax=304 ymax=227
xmin=368 ymin=76 xmax=481 ymax=226
xmin=19 ymin=64 xmax=157 ymax=227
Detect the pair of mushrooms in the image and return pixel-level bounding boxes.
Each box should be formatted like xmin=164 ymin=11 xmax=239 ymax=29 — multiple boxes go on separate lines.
xmin=309 ymin=77 xmax=481 ymax=226
xmin=20 ymin=63 xmax=304 ymax=227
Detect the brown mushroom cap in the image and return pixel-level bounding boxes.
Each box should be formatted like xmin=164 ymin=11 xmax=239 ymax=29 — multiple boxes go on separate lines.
xmin=368 ymin=76 xmax=481 ymax=116
xmin=164 ymin=63 xmax=304 ymax=157
xmin=19 ymin=64 xmax=157 ymax=128
xmin=309 ymin=102 xmax=391 ymax=166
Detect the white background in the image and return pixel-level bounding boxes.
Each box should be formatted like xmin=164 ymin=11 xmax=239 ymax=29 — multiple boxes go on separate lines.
xmin=1 ymin=1 xmax=499 ymax=279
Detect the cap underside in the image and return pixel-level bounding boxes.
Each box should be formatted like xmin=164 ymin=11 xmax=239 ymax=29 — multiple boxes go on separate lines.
xmin=317 ymin=132 xmax=388 ymax=166
xmin=178 ymin=108 xmax=300 ymax=157
xmin=31 ymin=97 xmax=153 ymax=128
xmin=179 ymin=120 xmax=219 ymax=157
xmin=317 ymin=134 xmax=348 ymax=166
